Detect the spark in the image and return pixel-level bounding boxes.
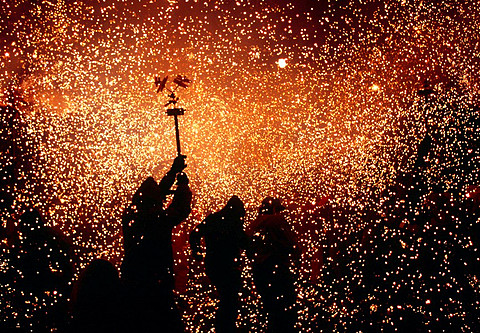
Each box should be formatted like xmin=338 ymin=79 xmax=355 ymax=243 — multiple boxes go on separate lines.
xmin=277 ymin=58 xmax=288 ymax=68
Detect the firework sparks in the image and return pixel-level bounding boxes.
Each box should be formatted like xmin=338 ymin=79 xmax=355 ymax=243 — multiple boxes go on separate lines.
xmin=1 ymin=0 xmax=480 ymax=331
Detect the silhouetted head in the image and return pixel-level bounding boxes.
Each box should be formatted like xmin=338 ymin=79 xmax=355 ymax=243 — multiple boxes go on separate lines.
xmin=132 ymin=177 xmax=162 ymax=209
xmin=176 ymin=172 xmax=189 ymax=185
xmin=259 ymin=197 xmax=285 ymax=215
xmin=225 ymin=195 xmax=245 ymax=218
xmin=79 ymin=259 xmax=119 ymax=289
xmin=259 ymin=196 xmax=274 ymax=215
xmin=75 ymin=259 xmax=120 ymax=310
xmin=272 ymin=198 xmax=286 ymax=213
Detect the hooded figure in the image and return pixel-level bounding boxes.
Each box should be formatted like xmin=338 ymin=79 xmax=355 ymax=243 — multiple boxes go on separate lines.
xmin=10 ymin=208 xmax=74 ymax=332
xmin=70 ymin=259 xmax=125 ymax=333
xmin=246 ymin=197 xmax=298 ymax=333
xmin=190 ymin=195 xmax=248 ymax=333
xmin=121 ymin=155 xmax=192 ymax=332
xmin=15 ymin=208 xmax=74 ymax=293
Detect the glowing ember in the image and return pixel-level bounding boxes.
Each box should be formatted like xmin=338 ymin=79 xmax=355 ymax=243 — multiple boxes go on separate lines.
xmin=277 ymin=58 xmax=288 ymax=68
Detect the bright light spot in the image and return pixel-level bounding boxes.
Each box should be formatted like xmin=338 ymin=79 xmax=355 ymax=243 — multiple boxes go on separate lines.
xmin=371 ymin=84 xmax=380 ymax=91
xmin=277 ymin=58 xmax=287 ymax=68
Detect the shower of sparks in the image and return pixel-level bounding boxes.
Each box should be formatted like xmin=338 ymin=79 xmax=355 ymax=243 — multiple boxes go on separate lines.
xmin=1 ymin=0 xmax=480 ymax=331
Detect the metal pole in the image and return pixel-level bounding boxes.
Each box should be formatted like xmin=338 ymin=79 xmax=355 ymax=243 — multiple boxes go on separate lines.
xmin=156 ymin=75 xmax=189 ymax=156
xmin=174 ymin=114 xmax=181 ymax=155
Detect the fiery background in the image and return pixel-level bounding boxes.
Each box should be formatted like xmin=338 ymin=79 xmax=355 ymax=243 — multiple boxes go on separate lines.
xmin=1 ymin=0 xmax=480 ymax=331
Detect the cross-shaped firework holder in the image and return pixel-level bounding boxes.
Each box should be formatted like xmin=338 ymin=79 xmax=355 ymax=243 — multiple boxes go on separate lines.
xmin=155 ymin=75 xmax=191 ymax=156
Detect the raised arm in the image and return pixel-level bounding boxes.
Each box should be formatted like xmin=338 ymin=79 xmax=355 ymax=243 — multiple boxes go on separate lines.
xmin=158 ymin=155 xmax=187 ymax=196
xmin=165 ymin=173 xmax=192 ymax=226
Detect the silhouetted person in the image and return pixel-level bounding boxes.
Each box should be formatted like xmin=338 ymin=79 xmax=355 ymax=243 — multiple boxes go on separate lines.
xmin=190 ymin=195 xmax=248 ymax=333
xmin=121 ymin=155 xmax=192 ymax=332
xmin=246 ymin=197 xmax=298 ymax=333
xmin=10 ymin=207 xmax=74 ymax=332
xmin=70 ymin=259 xmax=125 ymax=333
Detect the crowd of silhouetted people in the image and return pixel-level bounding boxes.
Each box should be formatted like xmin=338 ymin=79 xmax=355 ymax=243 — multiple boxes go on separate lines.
xmin=1 ymin=155 xmax=303 ymax=332
xmin=2 ymin=147 xmax=480 ymax=332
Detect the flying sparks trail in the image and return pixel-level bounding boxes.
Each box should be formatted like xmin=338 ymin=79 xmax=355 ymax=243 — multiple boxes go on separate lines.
xmin=1 ymin=0 xmax=480 ymax=331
